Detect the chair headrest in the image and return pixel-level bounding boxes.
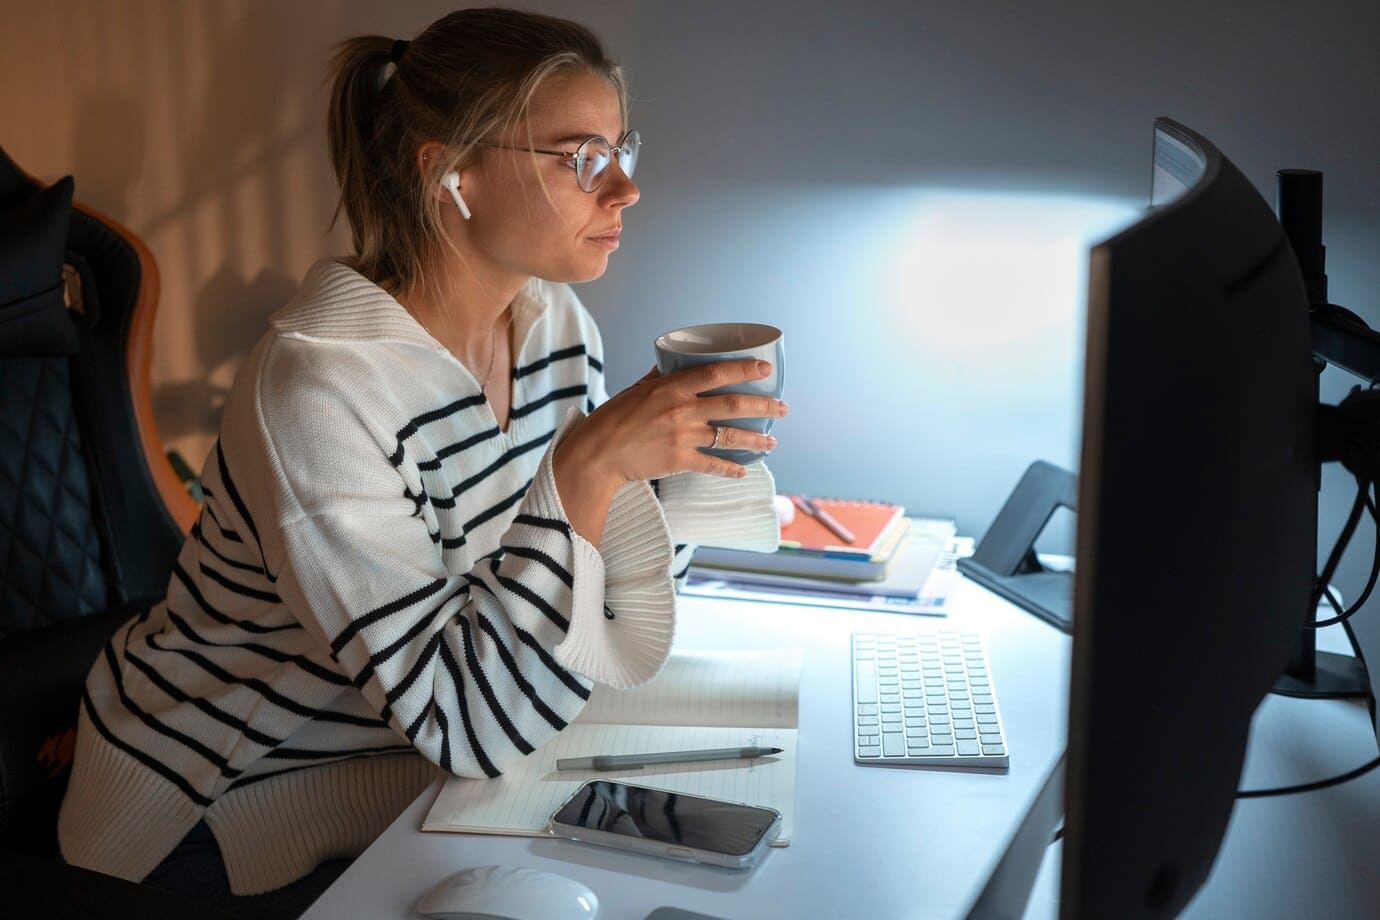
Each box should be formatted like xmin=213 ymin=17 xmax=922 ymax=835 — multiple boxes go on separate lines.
xmin=0 ymin=175 xmax=78 ymax=357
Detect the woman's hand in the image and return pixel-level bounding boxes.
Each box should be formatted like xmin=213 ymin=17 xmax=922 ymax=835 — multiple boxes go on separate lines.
xmin=552 ymin=359 xmax=788 ymax=545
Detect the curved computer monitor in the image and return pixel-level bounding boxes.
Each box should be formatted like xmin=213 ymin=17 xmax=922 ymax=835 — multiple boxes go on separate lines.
xmin=969 ymin=118 xmax=1317 ymax=918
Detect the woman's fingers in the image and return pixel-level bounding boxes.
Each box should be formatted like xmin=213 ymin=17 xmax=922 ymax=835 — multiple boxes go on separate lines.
xmin=695 ymin=422 xmax=778 ymax=456
xmin=695 ymin=392 xmax=788 ymax=421
xmin=676 ymin=358 xmax=773 ymax=395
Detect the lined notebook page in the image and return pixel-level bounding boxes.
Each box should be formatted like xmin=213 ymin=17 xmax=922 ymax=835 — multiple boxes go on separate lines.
xmin=421 ymin=649 xmax=805 ymax=844
xmin=576 ymin=648 xmax=802 ymax=729
xmin=422 ymin=724 xmax=797 ymax=844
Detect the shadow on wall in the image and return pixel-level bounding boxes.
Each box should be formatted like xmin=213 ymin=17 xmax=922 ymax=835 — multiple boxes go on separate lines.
xmin=66 ymin=1 xmax=348 ymax=455
xmin=72 ymin=93 xmax=145 ymax=220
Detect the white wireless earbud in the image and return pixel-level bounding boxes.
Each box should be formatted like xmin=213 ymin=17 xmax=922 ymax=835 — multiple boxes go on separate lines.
xmin=441 ymin=171 xmax=472 ymax=221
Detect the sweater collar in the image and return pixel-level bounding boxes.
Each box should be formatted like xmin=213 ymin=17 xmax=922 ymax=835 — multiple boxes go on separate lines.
xmin=270 ymin=258 xmax=548 ymax=351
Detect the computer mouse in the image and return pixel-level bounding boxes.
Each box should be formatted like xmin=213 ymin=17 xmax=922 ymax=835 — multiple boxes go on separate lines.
xmin=415 ymin=864 xmax=599 ymax=920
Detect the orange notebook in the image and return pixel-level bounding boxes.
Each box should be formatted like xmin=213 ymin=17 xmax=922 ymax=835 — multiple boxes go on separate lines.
xmin=778 ymin=497 xmax=907 ymax=560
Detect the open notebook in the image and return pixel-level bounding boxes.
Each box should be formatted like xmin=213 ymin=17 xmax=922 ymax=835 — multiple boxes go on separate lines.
xmin=421 ymin=648 xmax=803 ymax=846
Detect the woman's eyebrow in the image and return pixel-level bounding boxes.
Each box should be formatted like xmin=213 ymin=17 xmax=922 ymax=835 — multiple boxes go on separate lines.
xmin=548 ymin=132 xmax=599 ymax=145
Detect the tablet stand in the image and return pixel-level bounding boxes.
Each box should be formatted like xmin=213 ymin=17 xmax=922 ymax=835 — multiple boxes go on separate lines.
xmin=956 ymin=461 xmax=1077 ymax=634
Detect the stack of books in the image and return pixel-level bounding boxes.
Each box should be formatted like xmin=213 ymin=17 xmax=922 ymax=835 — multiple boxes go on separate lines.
xmin=691 ymin=495 xmax=957 ymax=588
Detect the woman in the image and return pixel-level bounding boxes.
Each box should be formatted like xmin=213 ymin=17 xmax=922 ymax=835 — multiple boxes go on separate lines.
xmin=58 ymin=8 xmax=784 ymax=916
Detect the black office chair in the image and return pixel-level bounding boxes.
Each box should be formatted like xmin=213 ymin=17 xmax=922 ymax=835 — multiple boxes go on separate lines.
xmin=0 ymin=145 xmax=227 ymax=918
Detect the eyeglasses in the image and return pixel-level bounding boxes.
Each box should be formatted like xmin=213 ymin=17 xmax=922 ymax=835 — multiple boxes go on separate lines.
xmin=483 ymin=129 xmax=641 ymax=193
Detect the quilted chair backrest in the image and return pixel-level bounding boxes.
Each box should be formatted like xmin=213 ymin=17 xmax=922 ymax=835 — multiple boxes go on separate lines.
xmin=0 ymin=146 xmax=192 ymax=638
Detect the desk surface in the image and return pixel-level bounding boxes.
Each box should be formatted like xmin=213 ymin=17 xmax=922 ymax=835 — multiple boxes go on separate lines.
xmin=303 ymin=578 xmax=1380 ymax=920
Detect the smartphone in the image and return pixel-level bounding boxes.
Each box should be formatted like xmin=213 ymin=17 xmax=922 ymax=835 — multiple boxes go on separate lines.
xmin=548 ymin=780 xmax=782 ymax=870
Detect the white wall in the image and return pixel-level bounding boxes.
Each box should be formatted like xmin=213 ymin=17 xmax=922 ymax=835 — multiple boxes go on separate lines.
xmin=6 ymin=0 xmax=1380 ymax=677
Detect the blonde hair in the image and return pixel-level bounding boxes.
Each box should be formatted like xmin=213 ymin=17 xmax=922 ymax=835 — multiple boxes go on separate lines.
xmin=325 ymin=7 xmax=628 ymax=298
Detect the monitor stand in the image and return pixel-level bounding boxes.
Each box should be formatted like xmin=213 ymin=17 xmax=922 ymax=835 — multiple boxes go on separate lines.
xmin=957 ymin=461 xmax=1077 ymax=634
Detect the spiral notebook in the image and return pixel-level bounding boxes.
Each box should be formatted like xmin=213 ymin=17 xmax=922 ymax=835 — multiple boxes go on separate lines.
xmin=421 ymin=648 xmax=802 ymax=845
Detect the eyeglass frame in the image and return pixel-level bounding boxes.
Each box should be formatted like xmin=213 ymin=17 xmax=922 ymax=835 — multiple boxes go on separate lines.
xmin=479 ymin=129 xmax=641 ymax=193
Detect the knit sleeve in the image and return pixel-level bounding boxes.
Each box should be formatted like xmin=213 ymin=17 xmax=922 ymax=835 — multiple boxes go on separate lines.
xmin=254 ymin=359 xmax=675 ymax=781
xmin=582 ymin=322 xmax=780 ymax=592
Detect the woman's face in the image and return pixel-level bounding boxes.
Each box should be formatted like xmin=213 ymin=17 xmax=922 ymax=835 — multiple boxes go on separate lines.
xmin=460 ymin=70 xmax=639 ymax=285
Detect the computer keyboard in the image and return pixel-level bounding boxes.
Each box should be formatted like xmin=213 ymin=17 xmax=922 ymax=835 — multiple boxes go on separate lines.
xmin=852 ymin=630 xmax=1009 ymax=770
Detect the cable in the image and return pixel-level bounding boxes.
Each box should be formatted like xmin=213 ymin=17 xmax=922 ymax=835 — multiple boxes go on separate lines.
xmin=1311 ymin=481 xmax=1380 ymax=628
xmin=1311 ymin=477 xmax=1369 ymax=615
xmin=1237 ymin=753 xmax=1380 ymax=799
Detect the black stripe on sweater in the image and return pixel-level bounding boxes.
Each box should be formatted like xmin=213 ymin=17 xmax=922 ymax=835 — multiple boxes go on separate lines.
xmin=437 ymin=639 xmax=500 ymax=777
xmin=123 ymin=647 xmax=281 ymax=748
xmin=493 ymin=571 xmax=570 ymax=632
xmin=509 ymin=622 xmax=591 ymax=701
xmin=198 ymin=560 xmax=281 ymax=603
xmin=513 ymin=344 xmax=589 ymax=380
xmin=193 ymin=521 xmax=265 ymax=576
xmin=512 ymin=514 xmax=571 ymax=539
xmin=501 ymin=544 xmax=574 ymax=589
xmin=464 ymin=480 xmax=534 ymax=534
xmin=509 ymin=384 xmax=587 ymax=421
xmin=163 ymin=606 xmax=349 ymax=688
xmin=353 ymin=581 xmax=470 ymax=695
xmin=474 ymin=603 xmax=568 ymax=732
xmin=264 ymin=743 xmax=414 ymax=761
xmin=331 ymin=577 xmax=449 ymax=655
xmin=214 ymin=443 xmax=272 ymax=580
xmin=434 ymin=703 xmax=454 ymax=774
xmin=428 ymin=434 xmax=554 ymax=509
xmin=201 ymin=500 xmax=243 ymax=544
xmin=80 ymin=692 xmax=213 ymax=807
xmin=172 ymin=564 xmax=297 ymax=636
xmin=405 ymin=700 xmax=433 ymax=744
xmin=457 ymin=615 xmax=535 ymax=755
xmin=100 ymin=643 xmax=241 ymax=779
xmin=224 ymin=751 xmax=418 ymax=793
xmin=391 ymin=393 xmax=489 ymax=464
xmin=418 ymin=427 xmax=503 ymax=472
xmin=145 ymin=634 xmax=379 ymax=726
xmin=383 ymin=631 xmax=445 ymax=710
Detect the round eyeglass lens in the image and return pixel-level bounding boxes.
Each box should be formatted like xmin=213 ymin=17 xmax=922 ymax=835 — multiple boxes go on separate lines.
xmin=577 ymin=137 xmax=612 ymax=192
xmin=616 ymin=131 xmax=640 ymax=181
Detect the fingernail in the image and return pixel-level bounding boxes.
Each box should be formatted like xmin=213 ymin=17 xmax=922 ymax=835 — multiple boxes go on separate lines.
xmin=779 ymin=401 xmax=789 ymax=415
xmin=757 ymin=361 xmax=771 ymax=375
xmin=765 ymin=436 xmax=778 ymax=448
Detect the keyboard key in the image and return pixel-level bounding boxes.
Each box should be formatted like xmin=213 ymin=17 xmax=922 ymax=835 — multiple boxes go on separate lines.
xmin=954 ymin=729 xmax=977 ymax=740
xmin=977 ymin=714 xmax=998 ymax=724
xmin=883 ymin=734 xmax=905 ymax=756
xmin=858 ymin=745 xmax=881 ymax=758
xmin=857 ymin=703 xmax=878 ymax=715
xmin=882 ymin=703 xmax=901 ymax=713
xmin=928 ymin=746 xmax=955 ymax=757
xmin=981 ymin=744 xmax=1006 ymax=756
xmin=855 ymin=662 xmax=878 ymax=702
xmin=858 ymin=725 xmax=880 ymax=737
xmin=881 ymin=713 xmax=901 ymax=723
xmin=957 ymin=740 xmax=981 ymax=756
xmin=857 ymin=715 xmax=879 ymax=726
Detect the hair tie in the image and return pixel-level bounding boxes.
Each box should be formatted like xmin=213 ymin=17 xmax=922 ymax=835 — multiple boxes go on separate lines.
xmin=390 ymin=39 xmax=410 ymax=64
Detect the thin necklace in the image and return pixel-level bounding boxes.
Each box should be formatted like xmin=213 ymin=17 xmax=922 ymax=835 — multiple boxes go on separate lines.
xmin=478 ymin=309 xmax=515 ymax=392
xmin=414 ymin=306 xmax=514 ymax=392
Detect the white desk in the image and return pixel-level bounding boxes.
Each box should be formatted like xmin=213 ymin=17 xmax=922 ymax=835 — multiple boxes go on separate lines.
xmin=303 ymin=577 xmax=1380 ymax=920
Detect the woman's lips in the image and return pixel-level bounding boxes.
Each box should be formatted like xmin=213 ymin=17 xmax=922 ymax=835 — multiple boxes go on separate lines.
xmin=587 ymin=232 xmax=620 ymax=250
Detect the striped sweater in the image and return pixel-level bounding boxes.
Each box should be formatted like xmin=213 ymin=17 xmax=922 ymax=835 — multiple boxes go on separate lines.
xmin=57 ymin=258 xmax=779 ymax=894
